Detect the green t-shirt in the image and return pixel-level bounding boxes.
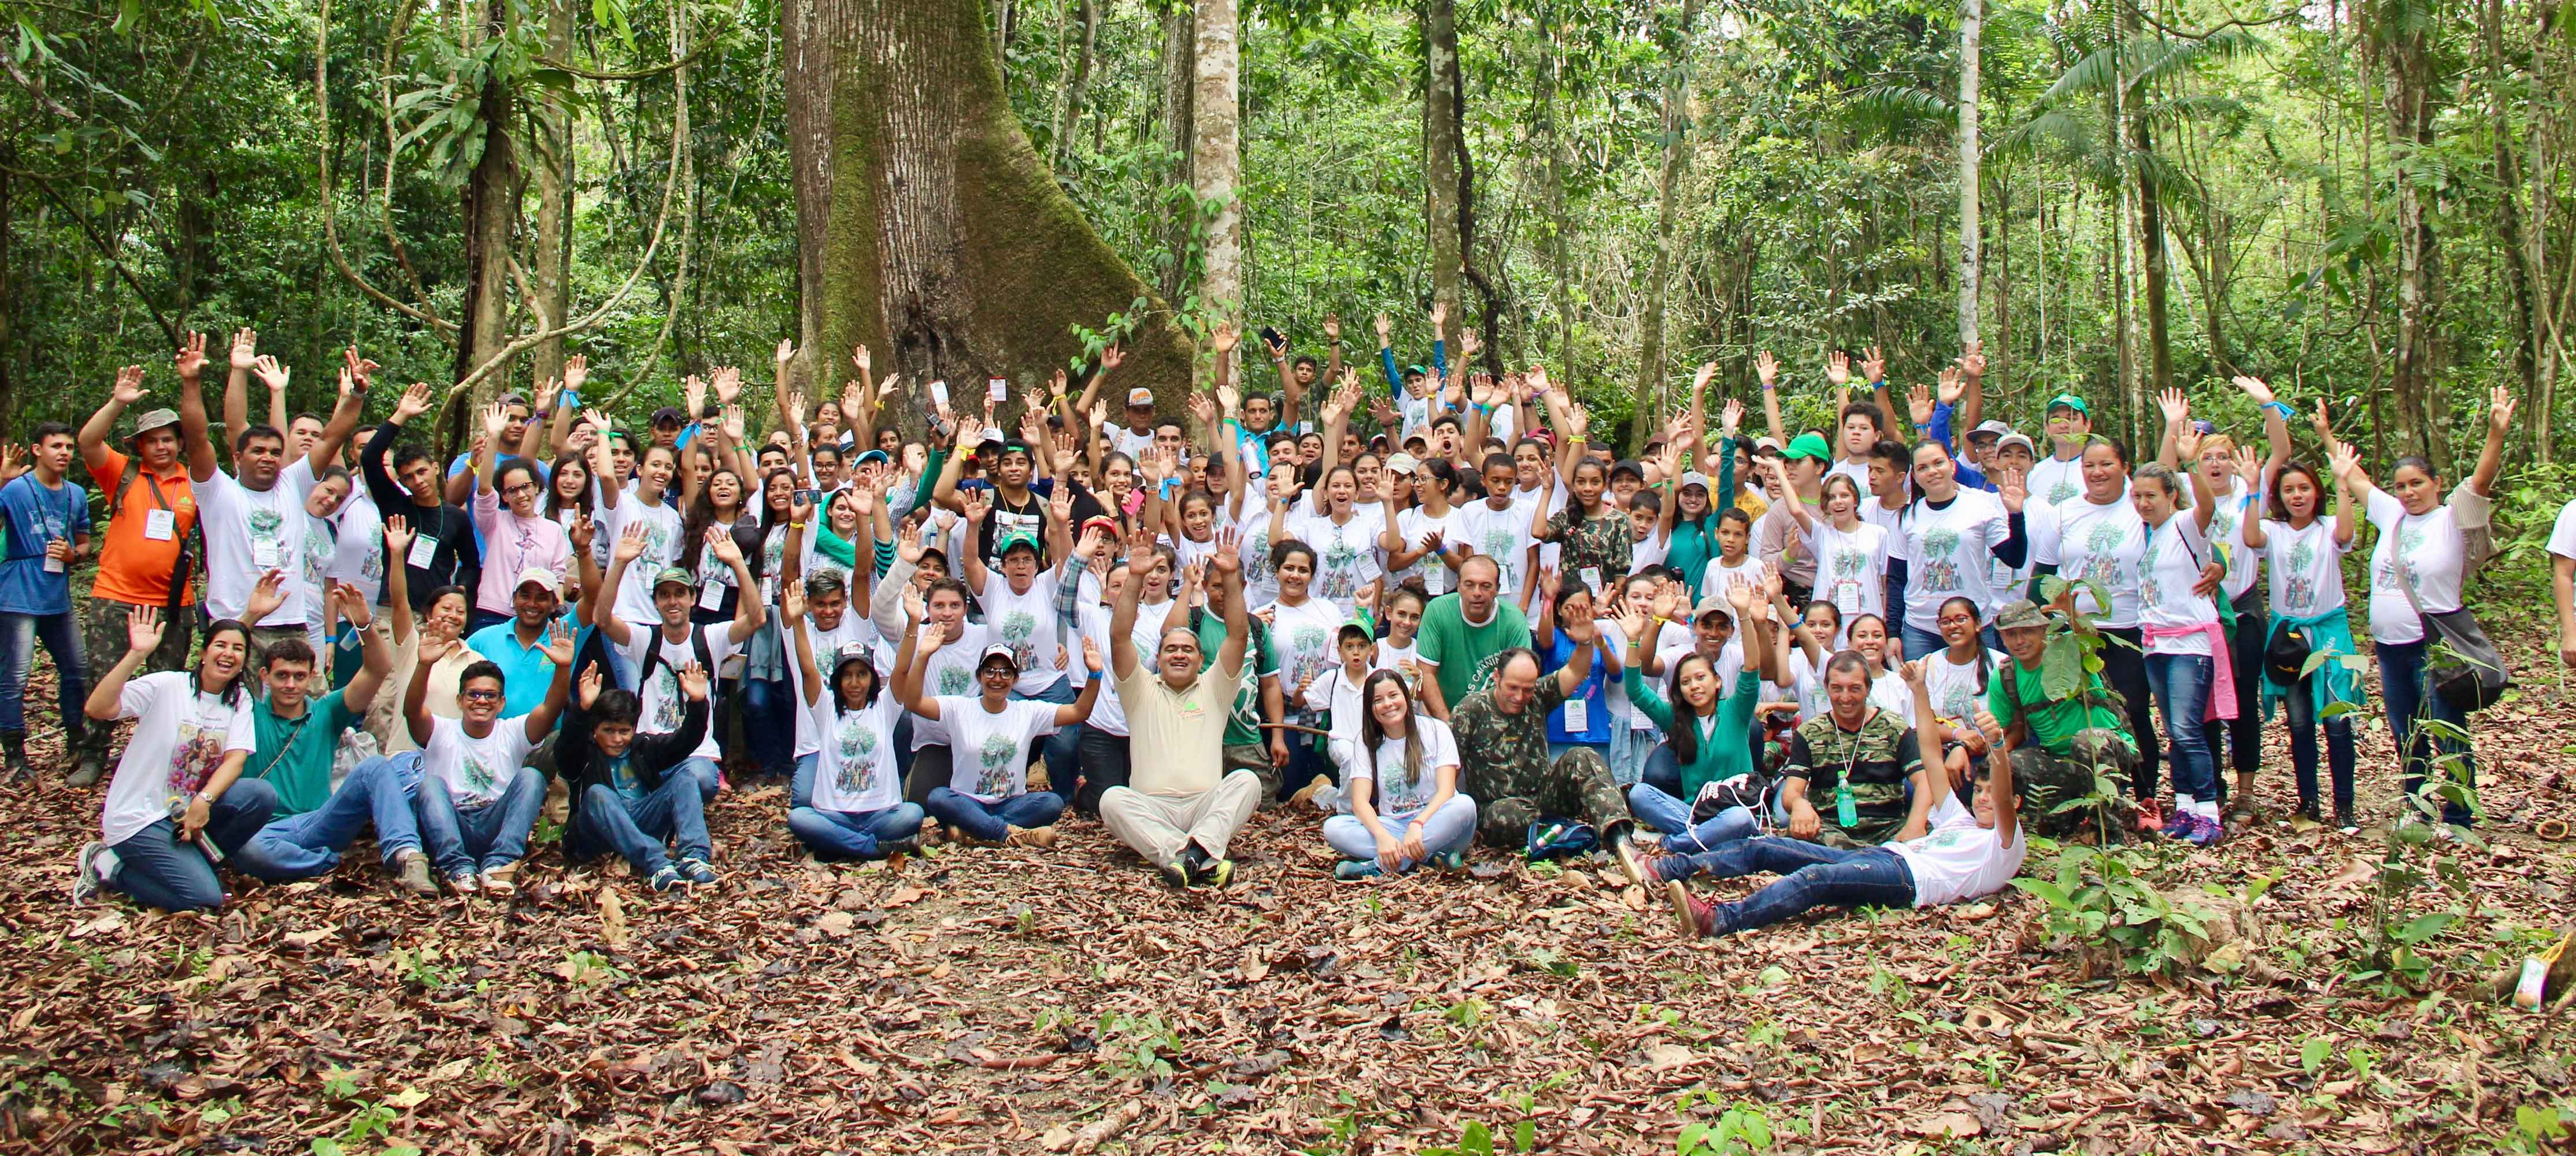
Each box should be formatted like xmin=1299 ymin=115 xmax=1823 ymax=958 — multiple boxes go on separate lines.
xmin=1416 ymin=594 xmax=1530 ymax=710
xmin=251 ymin=688 xmax=361 ymax=816
xmin=1985 ymin=660 xmax=2133 ymax=757
xmin=1194 ymin=612 xmax=1277 ymax=748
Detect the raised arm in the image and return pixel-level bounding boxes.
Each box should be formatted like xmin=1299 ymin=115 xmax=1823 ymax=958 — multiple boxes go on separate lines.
xmin=84 ymin=606 xmax=166 ymax=721
xmin=309 ymin=351 xmax=371 ymax=477
xmin=1755 ymin=350 xmax=1787 ymax=446
xmin=1893 ymin=658 xmax=1940 ymax=842
xmin=2470 ymin=384 xmax=2517 ymax=497
xmin=523 ymin=622 xmax=579 ymax=740
xmin=338 ymin=588 xmax=394 ymax=715
xmin=891 ymin=588 xmax=941 ymax=720
xmin=82 ymin=366 xmax=150 ymax=476
xmin=221 ymin=328 xmax=257 ymax=466
xmin=712 ymin=529 xmax=768 ymax=643
xmin=175 ymin=332 xmax=219 ymax=483
xmin=383 ymin=516 xmax=418 ymax=643
xmin=1955 ymin=342 xmax=1986 ymax=432
xmin=591 ymin=523 xmax=647 ymax=644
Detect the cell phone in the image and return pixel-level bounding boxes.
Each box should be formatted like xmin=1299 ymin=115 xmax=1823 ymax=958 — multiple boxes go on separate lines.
xmin=987 ymin=377 xmax=1008 ymax=403
xmin=1260 ymin=325 xmax=1285 ymax=351
xmin=792 ymin=488 xmax=821 ymax=505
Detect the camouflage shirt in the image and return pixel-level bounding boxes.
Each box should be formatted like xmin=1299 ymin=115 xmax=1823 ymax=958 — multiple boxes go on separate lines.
xmin=1546 ymin=506 xmax=1633 ymax=594
xmin=1449 ymin=677 xmax=1574 ymax=805
xmin=1783 ymin=708 xmax=1924 ymax=847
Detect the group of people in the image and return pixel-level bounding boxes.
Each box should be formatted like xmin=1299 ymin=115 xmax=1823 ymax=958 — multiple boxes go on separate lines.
xmin=0 ymin=307 xmax=2527 ymax=940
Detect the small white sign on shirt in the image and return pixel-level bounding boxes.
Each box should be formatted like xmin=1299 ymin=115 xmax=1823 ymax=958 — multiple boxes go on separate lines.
xmin=1562 ymin=697 xmax=1589 ymax=732
xmin=698 ymin=581 xmax=725 ymax=612
xmin=144 ymin=509 xmax=177 ymax=541
xmin=406 ymin=534 xmax=440 ymax=570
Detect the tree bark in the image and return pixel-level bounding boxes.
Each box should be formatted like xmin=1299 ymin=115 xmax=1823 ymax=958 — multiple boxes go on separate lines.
xmin=1957 ymin=0 xmax=1982 ymax=347
xmin=1535 ymin=18 xmax=1575 ymax=382
xmin=1053 ymin=0 xmax=1097 ymax=172
xmin=783 ymin=0 xmax=1192 ymax=432
xmin=1193 ymin=0 xmax=1242 ymax=361
xmin=1157 ymin=5 xmax=1196 ymax=304
xmin=529 ymin=0 xmax=575 ymax=390
xmin=1422 ymin=0 xmax=1464 ymax=328
xmin=2122 ymin=0 xmax=2171 ymax=406
xmin=450 ymin=0 xmax=522 ymax=454
xmin=2482 ymin=0 xmax=2541 ymax=457
xmin=1634 ymin=0 xmax=1699 ymax=447
xmin=2375 ymin=0 xmax=2444 ymax=462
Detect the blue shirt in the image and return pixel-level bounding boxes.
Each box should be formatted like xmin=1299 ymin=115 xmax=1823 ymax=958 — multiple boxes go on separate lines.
xmin=0 ymin=474 xmax=89 ymax=614
xmin=1543 ymin=632 xmax=1613 ymax=746
xmin=465 ymin=620 xmax=561 ymax=719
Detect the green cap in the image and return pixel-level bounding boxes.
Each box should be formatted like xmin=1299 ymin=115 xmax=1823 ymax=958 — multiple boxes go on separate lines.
xmin=1404 ymin=364 xmax=1429 ymax=378
xmin=1783 ymin=433 xmax=1833 ymax=462
xmin=651 ymin=566 xmax=696 ymax=591
xmin=2045 ymin=393 xmax=2089 ymax=416
xmin=1993 ymin=599 xmax=2048 ymax=631
xmin=997 ymin=531 xmax=1042 ymax=558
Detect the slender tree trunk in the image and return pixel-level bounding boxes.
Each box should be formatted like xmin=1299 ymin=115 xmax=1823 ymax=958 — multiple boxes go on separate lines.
xmin=2482 ymin=0 xmax=2542 ymax=456
xmin=2375 ymin=0 xmax=2444 ymax=462
xmin=1634 ymin=0 xmax=1699 ymax=447
xmin=1053 ymin=0 xmax=1097 ymax=172
xmin=452 ymin=0 xmax=521 ymax=439
xmin=1535 ymin=18 xmax=1575 ymax=381
xmin=782 ymin=0 xmax=1191 ymax=434
xmin=1992 ymin=166 xmax=2011 ymax=407
xmin=1422 ymin=0 xmax=1464 ymax=328
xmin=1957 ymin=0 xmax=1982 ymax=347
xmin=2122 ymin=0 xmax=2171 ymax=406
xmin=1157 ymin=6 xmax=1196 ymax=303
xmin=529 ymin=0 xmax=575 ymax=389
xmin=1193 ymin=0 xmax=1242 ymax=372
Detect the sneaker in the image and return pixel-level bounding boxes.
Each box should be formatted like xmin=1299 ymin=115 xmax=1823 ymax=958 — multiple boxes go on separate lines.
xmin=1607 ymin=820 xmax=1650 ymax=887
xmin=2158 ymin=805 xmax=2195 ymax=840
xmin=1665 ymin=880 xmax=1715 ymax=938
xmin=394 ymin=850 xmax=436 ymax=896
xmin=1004 ymin=825 xmax=1058 ymax=849
xmin=1286 ymin=775 xmax=1333 ymax=810
xmin=647 ymin=866 xmax=685 ymax=893
xmin=1310 ymin=784 xmax=1340 ymax=812
xmin=447 ymin=872 xmax=481 ymax=895
xmin=677 ymin=857 xmax=719 ymax=885
xmin=878 ymin=835 xmax=923 ymax=859
xmin=1334 ymin=859 xmax=1383 ymax=880
xmin=1432 ymin=848 xmax=1466 ymax=871
xmin=2186 ymin=814 xmax=2224 ymax=848
xmin=1183 ymin=846 xmax=1235 ymax=888
xmin=71 ymin=840 xmax=108 ymax=905
xmin=1156 ymin=857 xmax=1193 ymax=888
xmin=2134 ymin=798 xmax=2166 ymax=835
xmin=1026 ymin=765 xmax=1052 ymax=793
xmin=2334 ymin=805 xmax=2359 ymax=835
xmin=479 ymin=862 xmax=520 ymax=896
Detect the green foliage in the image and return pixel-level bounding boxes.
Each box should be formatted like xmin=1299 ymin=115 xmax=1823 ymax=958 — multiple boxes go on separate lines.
xmin=1674 ymin=1092 xmax=1775 ymax=1156
xmin=2011 ymin=842 xmax=2216 ymax=977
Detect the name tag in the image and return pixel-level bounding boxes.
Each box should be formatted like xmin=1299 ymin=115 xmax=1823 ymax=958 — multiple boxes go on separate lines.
xmin=698 ymin=581 xmax=726 ymax=612
xmin=144 ymin=509 xmax=177 ymax=541
xmin=406 ymin=534 xmax=440 ymax=569
xmin=1563 ymin=698 xmax=1589 ymax=732
xmin=43 ymin=552 xmax=65 ymax=574
xmin=252 ymin=540 xmax=282 ymax=569
xmin=1578 ymin=567 xmax=1601 ymax=596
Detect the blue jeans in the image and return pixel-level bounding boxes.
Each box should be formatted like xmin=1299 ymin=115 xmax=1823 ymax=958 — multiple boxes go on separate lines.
xmin=415 ymin=767 xmax=543 ymax=879
xmin=1639 ymin=742 xmax=1682 ymax=798
xmin=1013 ymin=679 xmax=1080 ymax=796
xmin=101 ymin=779 xmax=279 ymax=912
xmin=1321 ymin=795 xmax=1479 ymax=870
xmin=2375 ymin=638 xmax=2476 ymax=827
xmin=739 ymin=677 xmax=797 ymax=779
xmin=924 ymin=787 xmax=1064 ymax=842
xmin=2144 ymin=651 xmax=2217 ymax=802
xmin=1607 ymin=722 xmax=1660 ymax=786
xmin=791 ymin=752 xmax=819 ymax=810
xmin=235 ymin=753 xmax=424 ymax=881
xmin=787 ymin=802 xmax=927 ymax=860
xmin=1664 ymin=836 xmax=1918 ymax=936
xmin=671 ymin=755 xmax=722 ymax=804
xmin=1626 ymin=781 xmax=1760 ymax=851
xmin=567 ymin=774 xmax=710 ymax=875
xmin=0 ymin=610 xmax=83 ymax=734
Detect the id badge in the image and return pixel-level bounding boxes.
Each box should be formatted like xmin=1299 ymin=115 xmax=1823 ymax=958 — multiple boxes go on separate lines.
xmin=1578 ymin=567 xmax=1601 ymax=596
xmin=1835 ymin=783 xmax=1858 ymax=828
xmin=43 ymin=549 xmax=64 ymax=574
xmin=144 ymin=509 xmax=177 ymax=542
xmin=1833 ymin=579 xmax=1862 ymax=617
xmin=1563 ymin=698 xmax=1589 ymax=732
xmin=406 ymin=535 xmax=439 ymax=569
xmin=251 ymin=540 xmax=282 ymax=570
xmin=697 ymin=581 xmax=725 ymax=612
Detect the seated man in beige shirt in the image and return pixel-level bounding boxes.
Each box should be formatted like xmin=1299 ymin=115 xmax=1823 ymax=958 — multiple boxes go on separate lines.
xmin=1098 ymin=528 xmax=1261 ymax=888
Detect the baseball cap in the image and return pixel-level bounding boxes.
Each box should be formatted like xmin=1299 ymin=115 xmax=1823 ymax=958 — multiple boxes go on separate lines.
xmin=1404 ymin=364 xmax=1428 ymax=378
xmin=1385 ymin=453 xmax=1420 ymax=475
xmin=128 ymin=408 xmax=182 ymax=442
xmin=1996 ymin=432 xmax=2037 ymax=456
xmin=1678 ymin=470 xmax=1711 ymax=491
xmin=651 ymin=405 xmax=687 ymax=427
xmin=2045 ymin=393 xmax=2089 ymax=416
xmin=1783 ymin=433 xmax=1833 ymax=462
xmin=498 ymin=391 xmax=530 ymax=410
xmin=1126 ymin=387 xmax=1155 ymax=407
xmin=851 ymin=449 xmax=891 ymax=467
xmin=651 ymin=566 xmax=695 ymax=591
xmin=1753 ymin=435 xmax=1783 ymax=453
xmin=513 ymin=567 xmax=559 ymax=596
xmin=1337 ymin=618 xmax=1375 ymax=644
xmin=1967 ymin=420 xmax=2012 ymax=443
xmin=1610 ymin=459 xmax=1645 ymax=482
xmin=1078 ymin=514 xmax=1119 ymax=542
xmin=997 ymin=531 xmax=1042 ymax=557
xmin=1692 ymin=595 xmax=1734 ymax=623
xmin=976 ymin=425 xmax=1006 ymax=447
xmin=978 ymin=643 xmax=1020 ymax=669
xmin=1993 ymin=599 xmax=2049 ymax=631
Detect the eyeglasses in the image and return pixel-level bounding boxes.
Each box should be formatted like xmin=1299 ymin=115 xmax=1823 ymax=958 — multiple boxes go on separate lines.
xmin=1937 ymin=614 xmax=1977 ymax=627
xmin=502 ymin=482 xmax=539 ymax=496
xmin=461 ymin=689 xmax=501 ymax=703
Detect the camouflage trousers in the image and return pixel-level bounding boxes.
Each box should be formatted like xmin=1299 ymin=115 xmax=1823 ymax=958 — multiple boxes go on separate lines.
xmin=1223 ymin=743 xmax=1279 ymax=805
xmin=2009 ymin=728 xmax=2138 ymax=839
xmin=1475 ymin=747 xmax=1633 ymax=849
xmin=76 ymin=596 xmax=193 ymax=763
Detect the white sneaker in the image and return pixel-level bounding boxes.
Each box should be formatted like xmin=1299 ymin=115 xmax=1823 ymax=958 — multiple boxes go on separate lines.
xmin=71 ymin=841 xmax=110 ymax=905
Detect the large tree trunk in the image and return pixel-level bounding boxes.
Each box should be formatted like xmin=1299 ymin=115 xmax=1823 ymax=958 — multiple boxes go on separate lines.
xmin=1535 ymin=18 xmax=1575 ymax=379
xmin=1634 ymin=0 xmax=1699 ymax=447
xmin=528 ymin=0 xmax=575 ymax=390
xmin=2376 ymin=0 xmax=2444 ymax=462
xmin=1193 ymin=0 xmax=1242 ymax=360
xmin=2482 ymin=0 xmax=2542 ymax=458
xmin=1956 ymin=0 xmax=1982 ymax=347
xmin=783 ymin=0 xmax=1192 ymax=431
xmin=1422 ymin=0 xmax=1464 ymax=329
xmin=451 ymin=0 xmax=521 ymax=454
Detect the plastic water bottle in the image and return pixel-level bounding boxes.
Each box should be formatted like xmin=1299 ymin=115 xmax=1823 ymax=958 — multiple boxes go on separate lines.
xmin=332 ymin=728 xmax=380 ymax=794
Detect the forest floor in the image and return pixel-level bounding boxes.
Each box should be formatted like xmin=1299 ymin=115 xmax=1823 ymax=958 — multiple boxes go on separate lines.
xmin=10 ymin=624 xmax=2576 ymax=1155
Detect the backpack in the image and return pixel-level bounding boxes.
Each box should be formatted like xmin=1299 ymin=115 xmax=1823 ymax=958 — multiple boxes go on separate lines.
xmin=636 ymin=623 xmax=713 ymax=722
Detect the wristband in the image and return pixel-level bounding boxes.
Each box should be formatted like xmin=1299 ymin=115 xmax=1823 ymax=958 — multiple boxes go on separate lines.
xmin=790 ymin=521 xmax=806 ymax=529
xmin=2262 ymin=401 xmax=2297 ymax=420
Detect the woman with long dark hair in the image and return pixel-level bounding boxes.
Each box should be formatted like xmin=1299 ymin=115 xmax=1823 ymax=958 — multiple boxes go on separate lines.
xmin=1617 ymin=584 xmax=1767 ymax=852
xmin=1324 ymin=670 xmax=1476 ymax=877
xmin=2241 ymin=446 xmax=2361 ymax=831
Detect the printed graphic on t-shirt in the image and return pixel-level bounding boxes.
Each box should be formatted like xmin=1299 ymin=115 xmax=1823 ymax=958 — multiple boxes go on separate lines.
xmin=2140 ymin=532 xmax=2167 ymax=608
xmin=1285 ymin=625 xmax=1332 ymax=703
xmin=2075 ymin=520 xmax=2127 ymax=591
xmin=974 ymin=730 xmax=1021 ymax=796
xmin=651 ymin=666 xmax=684 ymax=730
xmin=460 ymin=745 xmax=499 ymax=795
xmin=2045 ymin=478 xmax=2079 ymax=506
xmin=1317 ymin=536 xmax=1364 ymax=601
xmin=835 ymin=716 xmax=879 ymax=794
xmin=2284 ymin=538 xmax=2318 ymax=611
xmin=2375 ymin=525 xmax=2426 ymax=592
xmin=1916 ymin=527 xmax=1961 ymax=591
xmin=999 ymin=609 xmax=1039 ymax=672
xmin=248 ymin=507 xmax=285 ymax=565
xmin=170 ymin=716 xmax=224 ymax=797
xmin=937 ymin=664 xmax=974 ymax=696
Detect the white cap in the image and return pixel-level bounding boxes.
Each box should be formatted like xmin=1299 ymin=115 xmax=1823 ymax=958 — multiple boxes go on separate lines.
xmin=513 ymin=568 xmax=560 ymax=597
xmin=1679 ymin=470 xmax=1711 ymax=490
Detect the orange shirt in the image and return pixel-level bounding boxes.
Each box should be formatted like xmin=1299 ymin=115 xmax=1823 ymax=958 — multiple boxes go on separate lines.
xmin=86 ymin=449 xmax=199 ymax=606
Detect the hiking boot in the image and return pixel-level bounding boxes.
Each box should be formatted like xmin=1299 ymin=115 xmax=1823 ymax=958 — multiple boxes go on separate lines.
xmin=447 ymin=871 xmax=481 ymax=895
xmin=1334 ymin=859 xmax=1383 ymax=881
xmin=0 ymin=729 xmax=29 ymax=782
xmin=647 ymin=866 xmax=686 ymax=893
xmin=65 ymin=747 xmax=105 ymax=788
xmin=1004 ymin=825 xmax=1058 ymax=849
xmin=2333 ymin=805 xmax=2359 ymax=835
xmin=71 ymin=840 xmax=109 ymax=905
xmin=394 ymin=850 xmax=436 ymax=896
xmin=678 ymin=857 xmax=719 ymax=885
xmin=1286 ymin=775 xmax=1333 ymax=810
xmin=1665 ymin=881 xmax=1715 ymax=938
xmin=1606 ymin=819 xmax=1650 ymax=887
xmin=1026 ymin=765 xmax=1052 ymax=793
xmin=480 ymin=862 xmax=520 ymax=896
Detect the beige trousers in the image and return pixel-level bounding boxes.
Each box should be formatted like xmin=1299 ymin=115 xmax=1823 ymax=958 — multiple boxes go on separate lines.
xmin=1098 ymin=769 xmax=1262 ymax=865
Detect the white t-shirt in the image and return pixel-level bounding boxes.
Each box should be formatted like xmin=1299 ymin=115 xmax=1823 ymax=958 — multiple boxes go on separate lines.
xmin=934 ymin=695 xmax=1059 ymax=802
xmin=2365 ymin=486 xmax=2486 ymax=643
xmin=330 ymin=492 xmax=387 ymax=607
xmin=971 ymin=570 xmax=1065 ymax=694
xmin=2137 ymin=516 xmax=2218 ymax=655
xmin=422 ymin=714 xmax=538 ymax=808
xmin=601 ymin=495 xmax=684 ymax=627
xmin=905 ymin=624 xmax=993 ymax=750
xmin=1922 ymin=647 xmax=2004 ymax=724
xmin=1110 ymin=425 xmax=1157 ymax=460
xmin=1340 ymin=715 xmax=1459 ymax=818
xmin=1827 ymin=459 xmax=1871 ymax=495
xmin=1630 ymin=527 xmax=1671 ymax=573
xmin=2548 ymin=498 xmax=2576 ymax=564
xmin=197 ymin=458 xmax=319 ymax=627
xmin=1393 ymin=505 xmax=1465 ymax=596
xmin=1288 ymin=509 xmax=1386 ymax=614
xmin=1803 ymin=520 xmax=1890 ymax=622
xmin=2027 ymin=453 xmax=2087 ymax=509
xmin=1897 ymin=490 xmax=2012 ymax=633
xmin=2204 ymin=480 xmax=2261 ymax=601
xmin=810 ymin=690 xmax=902 ymax=814
xmin=1870 ymin=669 xmax=1915 ymax=722
xmin=2261 ymin=517 xmax=2350 ymax=617
xmin=1699 ymin=554 xmax=1771 ymax=603
xmin=1268 ymin=597 xmax=1349 ymax=717
xmin=1605 ymin=617 xmax=1690 ymax=732
xmin=99 ymin=672 xmax=258 ymax=845
xmin=1075 ymin=597 xmax=1174 ymax=739
xmin=2036 ymin=495 xmax=2145 ymax=628
xmin=1233 ymin=506 xmax=1280 ymax=610
xmin=1376 ymin=638 xmax=1422 ymax=688
xmin=789 ymin=613 xmax=874 ymax=757
xmin=1889 ymin=796 xmax=2025 ymax=906
xmin=619 ymin=623 xmax=740 ymax=761
xmin=1458 ymin=499 xmax=1537 ymax=599
xmin=1301 ymin=662 xmax=1373 ymax=769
